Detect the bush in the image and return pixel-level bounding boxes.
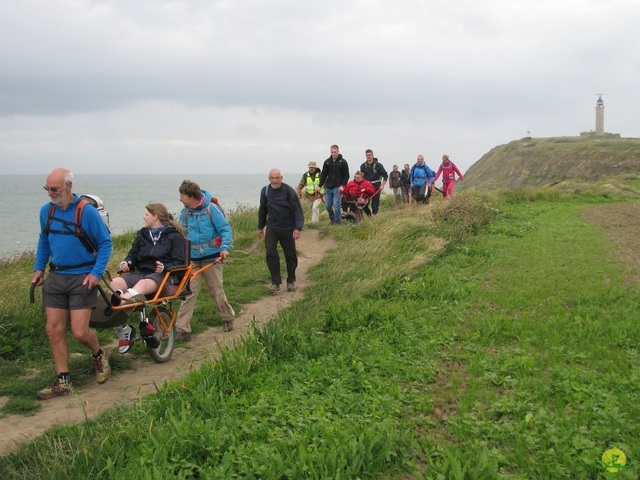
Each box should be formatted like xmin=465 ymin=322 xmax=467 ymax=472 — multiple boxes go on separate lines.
xmin=430 ymin=192 xmax=498 ymax=243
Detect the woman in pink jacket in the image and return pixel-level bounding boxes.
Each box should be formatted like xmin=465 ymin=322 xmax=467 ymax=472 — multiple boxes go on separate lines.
xmin=434 ymin=154 xmax=464 ymax=198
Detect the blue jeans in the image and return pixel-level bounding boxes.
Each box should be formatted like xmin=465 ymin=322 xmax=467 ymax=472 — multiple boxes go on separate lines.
xmin=324 ymin=186 xmax=342 ymax=223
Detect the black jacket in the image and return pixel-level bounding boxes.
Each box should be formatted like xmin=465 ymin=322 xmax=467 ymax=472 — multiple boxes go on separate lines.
xmin=319 ymin=154 xmax=350 ymax=189
xmin=359 ymin=158 xmax=388 ymax=185
xmin=124 ymin=226 xmax=185 ymax=275
xmin=258 ymin=183 xmax=305 ymax=231
xmin=400 ymin=170 xmax=411 ymax=187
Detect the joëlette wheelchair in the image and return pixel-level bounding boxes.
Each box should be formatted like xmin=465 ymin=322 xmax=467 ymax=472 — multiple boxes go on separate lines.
xmin=341 ymin=193 xmax=377 ymax=224
xmin=31 ymin=240 xmax=218 ymax=363
xmin=93 ymin=239 xmax=223 ymax=363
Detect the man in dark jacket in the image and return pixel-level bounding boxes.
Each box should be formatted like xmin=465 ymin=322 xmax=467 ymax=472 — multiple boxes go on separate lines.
xmin=359 ymin=149 xmax=388 ymax=215
xmin=257 ymin=169 xmax=305 ymax=293
xmin=318 ymin=144 xmax=349 ymax=225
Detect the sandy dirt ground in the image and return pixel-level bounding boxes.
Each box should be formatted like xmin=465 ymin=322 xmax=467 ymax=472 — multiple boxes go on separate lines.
xmin=579 ymin=203 xmax=640 ymax=285
xmin=0 ymin=229 xmax=335 ymax=456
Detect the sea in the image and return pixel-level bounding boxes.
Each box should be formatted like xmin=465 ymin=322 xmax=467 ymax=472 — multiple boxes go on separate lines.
xmin=0 ymin=174 xmax=277 ymax=260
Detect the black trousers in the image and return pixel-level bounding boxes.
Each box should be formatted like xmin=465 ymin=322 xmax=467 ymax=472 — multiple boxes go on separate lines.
xmin=265 ymin=227 xmax=298 ymax=285
xmin=412 ymin=184 xmax=432 ymax=203
xmin=369 ymin=184 xmax=381 ymax=214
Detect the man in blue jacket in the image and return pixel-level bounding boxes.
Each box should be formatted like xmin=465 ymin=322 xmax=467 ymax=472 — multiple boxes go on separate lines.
xmin=31 ymin=168 xmax=112 ymax=400
xmin=257 ymin=169 xmax=305 ymax=293
xmin=175 ymin=180 xmax=236 ymax=337
xmin=410 ymin=155 xmax=436 ymax=204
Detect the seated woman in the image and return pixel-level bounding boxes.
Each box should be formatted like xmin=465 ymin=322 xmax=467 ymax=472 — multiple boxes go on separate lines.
xmin=342 ymin=171 xmax=376 ymax=217
xmin=111 ymin=202 xmax=185 ymax=353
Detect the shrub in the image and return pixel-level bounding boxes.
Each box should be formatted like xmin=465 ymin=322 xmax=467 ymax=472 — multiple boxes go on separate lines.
xmin=430 ymin=192 xmax=498 ymax=243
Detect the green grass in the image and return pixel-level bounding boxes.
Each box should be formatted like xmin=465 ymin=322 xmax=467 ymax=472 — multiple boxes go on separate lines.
xmin=415 ymin=199 xmax=640 ymax=478
xmin=1 ymin=190 xmax=639 ymax=479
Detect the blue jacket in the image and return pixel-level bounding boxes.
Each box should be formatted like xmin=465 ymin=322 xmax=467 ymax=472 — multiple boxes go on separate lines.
xmin=410 ymin=162 xmax=435 ymax=187
xmin=35 ymin=194 xmax=112 ymax=277
xmin=179 ymin=189 xmax=232 ymax=262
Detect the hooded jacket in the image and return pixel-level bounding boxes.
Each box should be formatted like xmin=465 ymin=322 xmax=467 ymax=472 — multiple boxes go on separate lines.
xmin=344 ymin=178 xmax=376 ymax=198
xmin=124 ymin=225 xmax=185 ymax=275
xmin=434 ymin=161 xmax=464 ymax=183
xmin=179 ymin=189 xmax=232 ymax=262
xmin=359 ymin=158 xmax=388 ymax=186
xmin=319 ymin=154 xmax=350 ymax=189
xmin=410 ymin=162 xmax=435 ymax=187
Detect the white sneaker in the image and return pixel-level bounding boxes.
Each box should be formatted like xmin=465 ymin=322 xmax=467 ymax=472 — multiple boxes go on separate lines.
xmin=117 ymin=324 xmax=135 ymax=354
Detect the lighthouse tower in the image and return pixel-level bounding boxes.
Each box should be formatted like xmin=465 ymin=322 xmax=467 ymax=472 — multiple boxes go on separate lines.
xmin=595 ymin=95 xmax=604 ymax=135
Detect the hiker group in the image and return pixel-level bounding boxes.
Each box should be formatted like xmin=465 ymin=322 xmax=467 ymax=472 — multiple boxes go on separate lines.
xmin=295 ymin=145 xmax=464 ymax=225
xmin=32 ymin=169 xmax=237 ymax=400
xmin=31 ymin=150 xmax=463 ymax=400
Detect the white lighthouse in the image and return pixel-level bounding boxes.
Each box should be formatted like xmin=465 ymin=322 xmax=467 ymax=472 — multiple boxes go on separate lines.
xmin=595 ymin=94 xmax=604 ymax=135
xmin=580 ymin=95 xmax=619 ymax=137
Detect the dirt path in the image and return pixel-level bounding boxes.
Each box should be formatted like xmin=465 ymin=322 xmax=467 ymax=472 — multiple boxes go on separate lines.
xmin=0 ymin=229 xmax=335 ymax=456
xmin=580 ymin=203 xmax=640 ymax=285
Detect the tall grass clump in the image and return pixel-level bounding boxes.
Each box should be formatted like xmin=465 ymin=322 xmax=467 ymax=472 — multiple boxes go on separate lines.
xmin=310 ymin=205 xmax=446 ymax=310
xmin=227 ymin=204 xmax=260 ymax=250
xmin=429 ymin=192 xmax=498 ymax=243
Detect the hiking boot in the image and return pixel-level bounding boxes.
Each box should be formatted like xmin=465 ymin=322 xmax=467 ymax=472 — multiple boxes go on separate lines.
xmin=37 ymin=378 xmax=73 ymax=400
xmin=269 ymin=284 xmax=280 ymax=295
xmin=117 ymin=324 xmax=135 ymax=354
xmin=287 ymin=282 xmax=296 ymax=292
xmin=175 ymin=331 xmax=192 ymax=342
xmin=140 ymin=320 xmax=160 ymax=348
xmin=223 ymin=320 xmax=234 ymax=332
xmin=93 ymin=351 xmax=111 ymax=384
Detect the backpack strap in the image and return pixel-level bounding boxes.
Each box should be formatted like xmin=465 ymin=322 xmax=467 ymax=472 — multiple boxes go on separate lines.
xmin=182 ymin=202 xmax=212 ymax=231
xmin=73 ymin=199 xmax=98 ymax=254
xmin=45 ymin=199 xmax=97 ymax=256
xmin=190 ymin=204 xmax=223 ymax=253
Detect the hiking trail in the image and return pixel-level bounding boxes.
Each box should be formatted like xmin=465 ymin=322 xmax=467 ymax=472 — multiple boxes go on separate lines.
xmin=0 ymin=229 xmax=335 ymax=455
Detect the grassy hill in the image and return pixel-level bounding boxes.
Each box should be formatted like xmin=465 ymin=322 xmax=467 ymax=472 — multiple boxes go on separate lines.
xmin=2 ymin=191 xmax=639 ymax=478
xmin=459 ymin=136 xmax=640 ymax=192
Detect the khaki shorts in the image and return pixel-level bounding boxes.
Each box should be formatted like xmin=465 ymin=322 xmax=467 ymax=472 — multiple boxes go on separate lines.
xmin=42 ymin=271 xmax=97 ymax=310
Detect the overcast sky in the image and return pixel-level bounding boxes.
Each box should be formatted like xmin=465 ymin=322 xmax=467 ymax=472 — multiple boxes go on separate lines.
xmin=1 ymin=0 xmax=638 ymax=176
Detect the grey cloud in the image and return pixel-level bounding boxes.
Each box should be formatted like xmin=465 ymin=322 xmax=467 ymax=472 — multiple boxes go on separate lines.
xmin=1 ymin=0 xmax=639 ymax=176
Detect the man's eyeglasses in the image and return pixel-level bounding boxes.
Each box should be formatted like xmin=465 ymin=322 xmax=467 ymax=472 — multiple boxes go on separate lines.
xmin=43 ymin=184 xmax=66 ymax=193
